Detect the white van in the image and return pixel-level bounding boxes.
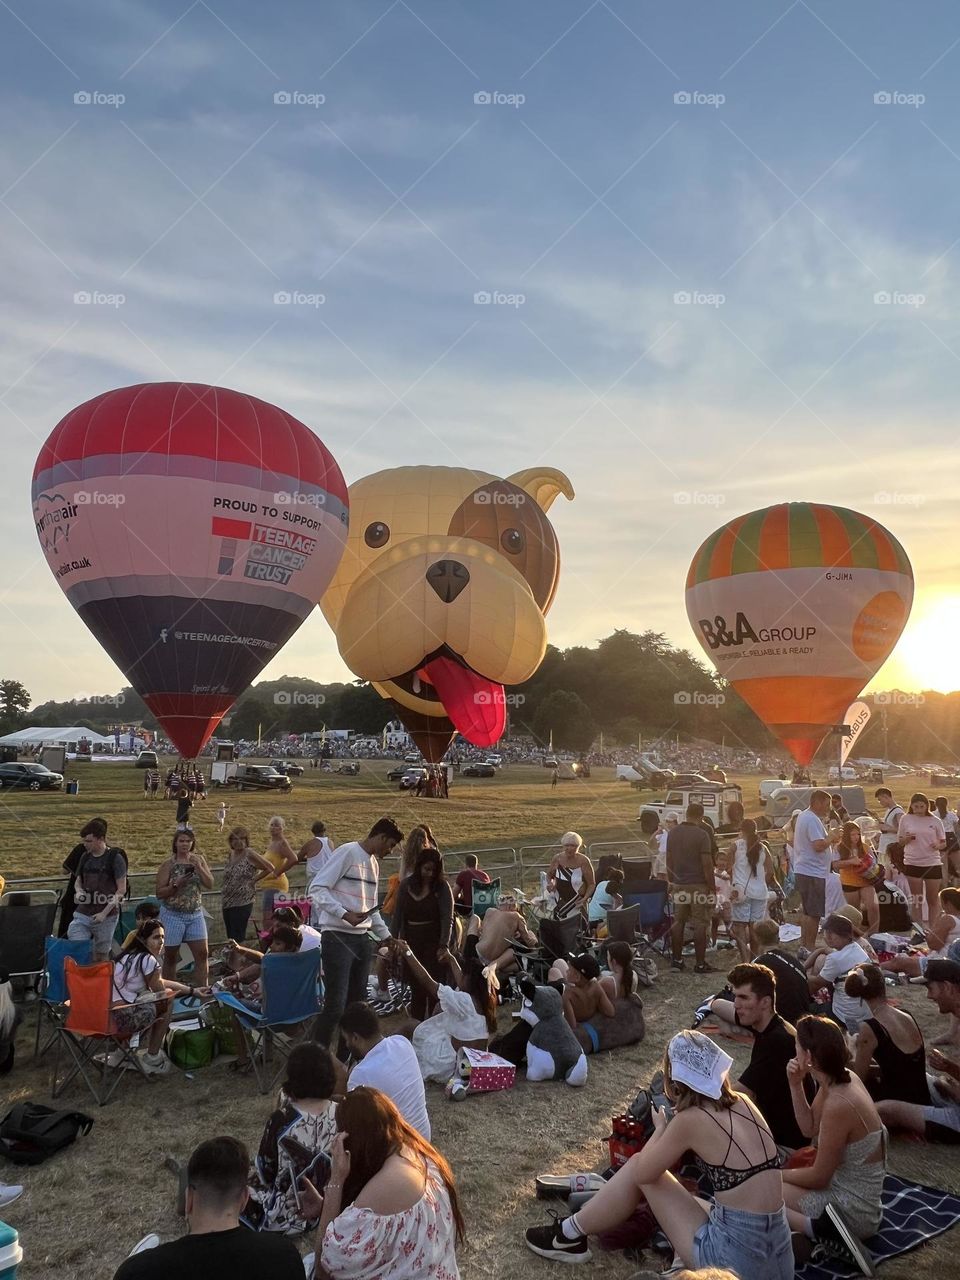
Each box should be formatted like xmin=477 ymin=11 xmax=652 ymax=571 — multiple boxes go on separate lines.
xmin=759 ymin=778 xmax=787 ymax=806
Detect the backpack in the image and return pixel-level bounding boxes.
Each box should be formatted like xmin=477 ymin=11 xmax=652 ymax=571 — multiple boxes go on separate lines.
xmin=0 ymin=1103 xmax=93 ymax=1166
xmin=76 ymin=847 xmax=130 ymax=902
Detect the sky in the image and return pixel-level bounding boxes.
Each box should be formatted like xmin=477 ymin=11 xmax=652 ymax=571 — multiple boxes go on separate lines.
xmin=3 ymin=0 xmax=960 ymax=708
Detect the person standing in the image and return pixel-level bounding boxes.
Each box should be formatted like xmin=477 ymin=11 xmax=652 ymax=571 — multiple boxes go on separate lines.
xmin=393 ymin=846 xmax=454 ymax=1021
xmin=874 ymin=787 xmax=905 ymax=863
xmin=832 ymin=821 xmax=882 ymax=935
xmin=728 ymin=819 xmax=778 ymax=961
xmin=453 ymin=854 xmax=491 ymax=914
xmin=310 ymin=817 xmax=402 ymax=1051
xmin=547 ymin=833 xmax=595 ymax=919
xmin=156 ymin=830 xmax=214 ymax=987
xmin=898 ymin=792 xmax=946 ymax=925
xmin=792 ymin=791 xmax=843 ymax=955
xmin=220 ymin=826 xmax=275 ymax=943
xmin=66 ymin=819 xmax=128 ymax=960
xmin=260 ymin=816 xmax=298 ymax=930
xmin=666 ymin=803 xmax=717 ymax=974
xmin=299 ymin=820 xmax=336 ymax=883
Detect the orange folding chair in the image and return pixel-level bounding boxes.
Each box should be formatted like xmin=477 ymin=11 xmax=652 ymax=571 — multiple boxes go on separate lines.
xmin=51 ymin=958 xmax=153 ymax=1105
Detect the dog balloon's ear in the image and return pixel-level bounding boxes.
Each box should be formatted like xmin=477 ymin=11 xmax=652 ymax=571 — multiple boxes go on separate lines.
xmin=506 ymin=468 xmax=574 ymax=513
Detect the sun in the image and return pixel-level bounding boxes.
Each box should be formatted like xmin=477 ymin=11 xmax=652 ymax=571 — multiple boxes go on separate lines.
xmin=888 ymin=595 xmax=960 ymax=694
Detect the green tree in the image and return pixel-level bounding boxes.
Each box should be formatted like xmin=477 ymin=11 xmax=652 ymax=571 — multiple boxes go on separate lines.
xmin=0 ymin=680 xmax=30 ymax=735
xmin=531 ymin=690 xmax=597 ymax=754
xmin=226 ymin=696 xmax=278 ymax=743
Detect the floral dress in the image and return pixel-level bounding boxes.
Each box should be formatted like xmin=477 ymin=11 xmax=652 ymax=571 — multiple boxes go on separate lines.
xmin=320 ymin=1158 xmax=460 ymax=1279
xmin=243 ymin=1098 xmax=338 ymax=1234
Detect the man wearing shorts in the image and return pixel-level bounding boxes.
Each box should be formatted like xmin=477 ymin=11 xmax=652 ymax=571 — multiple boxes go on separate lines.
xmin=667 ymin=803 xmax=717 ymax=974
xmin=792 ymin=790 xmax=843 ymax=954
xmin=877 ymin=959 xmax=960 ymax=1143
xmin=66 ymin=818 xmax=128 ymax=959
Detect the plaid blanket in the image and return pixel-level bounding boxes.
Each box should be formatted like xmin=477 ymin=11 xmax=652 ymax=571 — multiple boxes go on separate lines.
xmin=797 ymin=1175 xmax=960 ymax=1279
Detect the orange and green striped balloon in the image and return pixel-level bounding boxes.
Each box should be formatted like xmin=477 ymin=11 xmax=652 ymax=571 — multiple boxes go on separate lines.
xmin=685 ymin=503 xmax=914 ymax=765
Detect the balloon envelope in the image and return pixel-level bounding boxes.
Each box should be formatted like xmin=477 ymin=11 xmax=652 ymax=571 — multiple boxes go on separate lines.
xmin=685 ymin=502 xmax=913 ymax=765
xmin=32 ymin=383 xmax=348 ymax=757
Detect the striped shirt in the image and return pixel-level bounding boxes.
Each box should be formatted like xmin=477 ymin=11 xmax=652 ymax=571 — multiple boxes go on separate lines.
xmin=309 ymin=841 xmax=390 ymax=938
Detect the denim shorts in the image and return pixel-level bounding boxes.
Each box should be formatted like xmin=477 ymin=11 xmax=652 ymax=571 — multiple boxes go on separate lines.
xmin=693 ymin=1201 xmax=794 ymax=1279
xmin=159 ymin=905 xmax=207 ymax=946
xmin=731 ymin=897 xmax=767 ymax=923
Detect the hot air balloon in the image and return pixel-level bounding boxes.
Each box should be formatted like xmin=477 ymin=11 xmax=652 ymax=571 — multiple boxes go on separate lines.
xmin=32 ymin=383 xmax=348 ymax=758
xmin=320 ymin=465 xmax=574 ymax=761
xmin=685 ymin=502 xmax=913 ymax=765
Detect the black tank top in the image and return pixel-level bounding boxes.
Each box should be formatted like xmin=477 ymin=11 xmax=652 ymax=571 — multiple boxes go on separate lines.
xmin=866 ymin=1015 xmax=930 ymax=1105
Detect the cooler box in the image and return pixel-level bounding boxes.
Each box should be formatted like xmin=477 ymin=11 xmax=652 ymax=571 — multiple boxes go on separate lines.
xmin=0 ymin=1222 xmax=22 ymax=1278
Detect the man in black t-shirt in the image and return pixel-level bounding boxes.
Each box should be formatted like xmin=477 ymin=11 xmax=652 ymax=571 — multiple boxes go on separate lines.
xmin=751 ymin=918 xmax=813 ymax=1024
xmin=114 ymin=1137 xmax=302 ymax=1280
xmin=708 ymin=962 xmax=807 ymax=1149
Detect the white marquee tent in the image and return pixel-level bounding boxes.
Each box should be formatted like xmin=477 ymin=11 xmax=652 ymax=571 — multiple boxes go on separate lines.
xmin=0 ymin=725 xmax=116 ymax=748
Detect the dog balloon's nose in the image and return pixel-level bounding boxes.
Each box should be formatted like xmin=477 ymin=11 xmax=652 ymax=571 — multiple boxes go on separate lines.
xmin=426 ymin=559 xmax=470 ymax=604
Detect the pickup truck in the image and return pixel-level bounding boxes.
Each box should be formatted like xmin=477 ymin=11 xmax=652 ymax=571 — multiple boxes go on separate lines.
xmin=269 ymin=759 xmax=305 ymax=777
xmin=639 ymin=784 xmax=743 ymax=832
xmin=211 ymin=762 xmax=292 ymax=792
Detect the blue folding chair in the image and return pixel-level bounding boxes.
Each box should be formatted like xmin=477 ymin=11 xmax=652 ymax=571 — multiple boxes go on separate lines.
xmin=625 ymin=881 xmax=672 ymax=958
xmin=470 ymin=879 xmax=501 ymax=919
xmin=214 ymin=949 xmax=322 ymax=1093
xmin=34 ymin=936 xmax=93 ymax=1060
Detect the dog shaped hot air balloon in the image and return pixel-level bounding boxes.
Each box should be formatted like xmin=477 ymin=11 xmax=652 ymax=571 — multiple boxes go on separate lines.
xmin=319 ymin=466 xmax=574 ymax=760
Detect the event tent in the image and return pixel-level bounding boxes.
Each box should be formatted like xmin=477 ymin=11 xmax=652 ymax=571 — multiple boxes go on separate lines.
xmin=0 ymin=725 xmax=116 ymax=748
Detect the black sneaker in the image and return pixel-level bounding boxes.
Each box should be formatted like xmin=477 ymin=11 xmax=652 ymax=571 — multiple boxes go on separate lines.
xmin=813 ymin=1205 xmax=875 ymax=1276
xmin=671 ymin=958 xmax=685 ymax=971
xmin=525 ymin=1218 xmax=591 ymax=1264
xmin=694 ymin=962 xmax=715 ymax=975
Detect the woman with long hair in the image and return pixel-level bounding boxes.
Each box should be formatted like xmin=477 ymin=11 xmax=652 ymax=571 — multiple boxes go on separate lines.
xmin=382 ymin=825 xmax=436 ymax=918
xmin=155 ymin=828 xmax=214 ymax=987
xmin=832 ymin=821 xmax=882 ymax=934
xmin=880 ymin=886 xmax=960 ymax=979
xmin=398 ymin=935 xmax=496 ymax=1082
xmin=112 ymin=919 xmax=206 ymax=1074
xmin=245 ymin=1042 xmax=341 ymax=1236
xmin=220 ymin=825 xmax=276 ymax=943
xmin=897 ymin=792 xmax=946 ymax=924
xmin=782 ymin=1015 xmax=886 ymax=1273
xmin=600 ymin=941 xmax=640 ymax=1003
xmin=526 ymin=1030 xmax=793 ymax=1276
xmin=729 ymin=819 xmax=778 ymax=960
xmin=846 ymin=963 xmax=929 ymax=1104
xmin=300 ymin=1086 xmax=464 ymax=1278
xmin=393 ymin=845 xmax=454 ymax=1020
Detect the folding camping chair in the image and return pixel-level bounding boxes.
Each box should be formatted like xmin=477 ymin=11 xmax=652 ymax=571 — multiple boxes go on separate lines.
xmin=51 ymin=958 xmax=152 ymax=1105
xmin=603 ymin=904 xmax=642 ymax=945
xmin=625 ymin=881 xmax=673 ymax=960
xmin=0 ymin=890 xmax=59 ymax=996
xmin=470 ymin=879 xmax=501 ymax=919
xmin=34 ymin=936 xmax=93 ymax=1060
xmin=214 ymin=948 xmax=322 ymax=1094
xmin=521 ymin=912 xmax=584 ymax=983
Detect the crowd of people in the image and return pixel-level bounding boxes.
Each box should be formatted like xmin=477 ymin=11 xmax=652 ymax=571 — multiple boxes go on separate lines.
xmin=30 ymin=777 xmax=960 ymax=1278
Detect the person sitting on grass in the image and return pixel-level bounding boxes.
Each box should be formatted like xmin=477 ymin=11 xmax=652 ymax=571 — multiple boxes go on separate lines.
xmin=846 ymin=962 xmax=930 ymax=1105
xmin=880 ymin=887 xmax=960 ymax=980
xmin=782 ymin=1015 xmax=886 ymax=1275
xmin=548 ymin=951 xmax=616 ymax=1031
xmin=112 ymin=920 xmax=209 ymax=1076
xmin=525 ymin=1030 xmax=794 ymax=1276
xmin=340 ymin=1001 xmax=431 ymax=1139
xmin=804 ymin=913 xmax=872 ymax=1034
xmin=297 ymin=1086 xmax=464 ymax=1279
xmin=395 ymin=936 xmax=495 ymax=1083
xmin=599 ymin=941 xmax=643 ymax=1005
xmin=114 ymin=1136 xmax=304 ymax=1279
xmin=244 ymin=1042 xmax=341 ymax=1236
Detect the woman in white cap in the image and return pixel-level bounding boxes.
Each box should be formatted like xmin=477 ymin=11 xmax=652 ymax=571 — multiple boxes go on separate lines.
xmin=547 ymin=833 xmax=595 ymax=919
xmin=525 ymin=1029 xmax=794 ymax=1276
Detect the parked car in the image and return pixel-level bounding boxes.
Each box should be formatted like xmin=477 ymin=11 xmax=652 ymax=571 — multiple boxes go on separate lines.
xmin=233 ymin=764 xmax=292 ymax=793
xmin=640 ymin=784 xmax=743 ymax=831
xmin=0 ymin=762 xmax=64 ymax=791
xmin=543 ymin=757 xmax=558 ymax=769
xmin=135 ymin=750 xmax=159 ymax=769
xmin=758 ymin=778 xmax=788 ymax=806
xmin=400 ymin=767 xmax=429 ymax=790
xmin=269 ymin=759 xmax=304 ymax=777
xmin=485 ymin=754 xmax=503 ymax=768
xmin=404 ymin=752 xmax=422 ymax=764
xmin=387 ymin=765 xmax=409 ymax=781
xmin=462 ymin=762 xmax=496 ymax=778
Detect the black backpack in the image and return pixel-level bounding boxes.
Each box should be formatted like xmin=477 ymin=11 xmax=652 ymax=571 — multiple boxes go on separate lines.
xmin=0 ymin=1103 xmax=94 ymax=1165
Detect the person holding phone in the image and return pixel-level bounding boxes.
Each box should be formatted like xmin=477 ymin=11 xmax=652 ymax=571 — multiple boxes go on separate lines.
xmin=156 ymin=829 xmax=214 ymax=987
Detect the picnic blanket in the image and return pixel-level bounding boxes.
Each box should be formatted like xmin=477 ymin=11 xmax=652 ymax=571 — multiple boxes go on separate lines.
xmin=797 ymin=1175 xmax=960 ymax=1279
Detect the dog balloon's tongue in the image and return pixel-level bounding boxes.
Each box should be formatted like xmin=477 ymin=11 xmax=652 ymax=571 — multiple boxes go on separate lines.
xmin=421 ymin=656 xmax=505 ymax=746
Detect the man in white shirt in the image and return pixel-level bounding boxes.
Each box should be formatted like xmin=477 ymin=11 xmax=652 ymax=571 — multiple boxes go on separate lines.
xmin=340 ymin=1001 xmax=431 ymax=1139
xmin=309 ymin=817 xmax=402 ymax=1051
xmin=793 ymin=790 xmax=843 ymax=952
xmin=875 ymin=787 xmax=905 ymax=860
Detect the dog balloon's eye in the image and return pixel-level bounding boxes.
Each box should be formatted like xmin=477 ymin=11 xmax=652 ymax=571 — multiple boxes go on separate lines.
xmin=364 ymin=522 xmax=390 ymax=549
xmin=501 ymin=528 xmax=524 ymax=555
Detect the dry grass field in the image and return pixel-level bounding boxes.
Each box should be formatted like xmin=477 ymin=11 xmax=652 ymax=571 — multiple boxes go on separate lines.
xmin=1 ymin=761 xmax=958 ymax=1278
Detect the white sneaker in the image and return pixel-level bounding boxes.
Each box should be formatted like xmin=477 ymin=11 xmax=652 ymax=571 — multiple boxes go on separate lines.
xmin=0 ymin=1184 xmax=23 ymax=1210
xmin=129 ymin=1233 xmax=160 ymax=1256
xmin=141 ymin=1051 xmax=172 ymax=1076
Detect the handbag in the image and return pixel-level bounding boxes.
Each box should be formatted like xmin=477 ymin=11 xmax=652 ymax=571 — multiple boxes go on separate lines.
xmin=166 ymin=1024 xmax=217 ymax=1070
